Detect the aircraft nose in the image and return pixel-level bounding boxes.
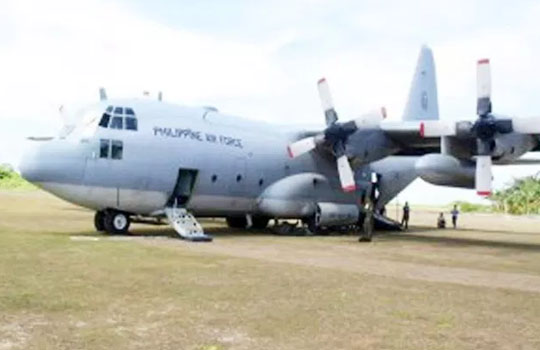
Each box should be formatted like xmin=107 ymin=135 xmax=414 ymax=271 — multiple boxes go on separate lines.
xmin=19 ymin=140 xmax=86 ymax=185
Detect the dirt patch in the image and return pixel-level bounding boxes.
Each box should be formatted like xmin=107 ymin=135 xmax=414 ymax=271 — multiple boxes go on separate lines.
xmin=134 ymin=236 xmax=540 ymax=293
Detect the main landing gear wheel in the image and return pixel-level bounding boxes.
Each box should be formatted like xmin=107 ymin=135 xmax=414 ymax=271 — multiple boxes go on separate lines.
xmin=251 ymin=216 xmax=270 ymax=229
xmin=94 ymin=211 xmax=106 ymax=232
xmin=226 ymin=216 xmax=248 ymax=229
xmin=103 ymin=210 xmax=131 ymax=235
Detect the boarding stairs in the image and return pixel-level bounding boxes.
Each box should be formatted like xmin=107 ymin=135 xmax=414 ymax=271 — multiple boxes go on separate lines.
xmin=165 ymin=206 xmax=212 ymax=242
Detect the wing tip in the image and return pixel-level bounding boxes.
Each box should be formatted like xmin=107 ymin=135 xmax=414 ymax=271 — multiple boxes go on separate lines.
xmin=317 ymin=77 xmax=326 ymax=85
xmin=477 ymin=58 xmax=490 ymax=65
xmin=419 ymin=122 xmax=425 ymax=138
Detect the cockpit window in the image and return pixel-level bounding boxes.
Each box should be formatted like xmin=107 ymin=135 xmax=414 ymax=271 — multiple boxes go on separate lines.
xmin=99 ymin=139 xmax=109 ymax=158
xmin=125 ymin=117 xmax=138 ymax=131
xmin=111 ymin=140 xmax=123 ymax=160
xmin=99 ymin=106 xmax=138 ymax=131
xmin=98 ymin=113 xmax=111 ymax=128
xmin=110 ymin=116 xmax=123 ymax=129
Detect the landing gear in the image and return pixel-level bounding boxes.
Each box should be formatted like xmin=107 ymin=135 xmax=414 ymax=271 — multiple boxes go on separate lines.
xmin=251 ymin=216 xmax=270 ymax=229
xmin=94 ymin=211 xmax=106 ymax=232
xmin=102 ymin=210 xmax=131 ymax=235
xmin=226 ymin=216 xmax=248 ymax=229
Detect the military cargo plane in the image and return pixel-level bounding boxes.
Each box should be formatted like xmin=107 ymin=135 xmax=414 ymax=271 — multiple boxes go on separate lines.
xmin=18 ymin=46 xmax=540 ymax=242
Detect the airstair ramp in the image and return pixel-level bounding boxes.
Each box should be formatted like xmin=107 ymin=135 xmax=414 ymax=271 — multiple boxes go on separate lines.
xmin=165 ymin=207 xmax=213 ymax=242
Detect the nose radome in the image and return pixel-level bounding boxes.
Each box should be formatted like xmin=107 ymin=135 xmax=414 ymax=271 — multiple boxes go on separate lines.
xmin=18 ymin=141 xmax=42 ymax=183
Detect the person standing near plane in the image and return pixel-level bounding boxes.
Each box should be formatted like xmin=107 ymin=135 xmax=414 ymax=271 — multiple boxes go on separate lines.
xmin=451 ymin=205 xmax=459 ymax=229
xmin=401 ymin=202 xmax=410 ymax=229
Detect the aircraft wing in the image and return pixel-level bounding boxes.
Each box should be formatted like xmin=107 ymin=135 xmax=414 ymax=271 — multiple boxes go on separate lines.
xmin=379 ymin=121 xmax=441 ymax=155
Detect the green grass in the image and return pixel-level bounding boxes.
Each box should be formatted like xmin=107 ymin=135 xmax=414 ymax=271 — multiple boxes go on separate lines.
xmin=1 ymin=191 xmax=540 ymax=349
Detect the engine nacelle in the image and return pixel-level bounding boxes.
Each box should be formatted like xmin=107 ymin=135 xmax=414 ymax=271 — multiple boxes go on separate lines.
xmin=415 ymin=154 xmax=474 ymax=188
xmin=316 ymin=203 xmax=359 ymax=226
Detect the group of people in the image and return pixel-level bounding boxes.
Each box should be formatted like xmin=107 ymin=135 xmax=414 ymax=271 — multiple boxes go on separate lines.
xmin=400 ymin=202 xmax=460 ymax=230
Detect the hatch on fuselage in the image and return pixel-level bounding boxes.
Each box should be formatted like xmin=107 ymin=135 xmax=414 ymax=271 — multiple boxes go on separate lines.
xmin=167 ymin=169 xmax=199 ymax=207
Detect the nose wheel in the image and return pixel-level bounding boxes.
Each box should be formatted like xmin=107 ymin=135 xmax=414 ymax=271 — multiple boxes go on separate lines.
xmin=95 ymin=210 xmax=131 ymax=235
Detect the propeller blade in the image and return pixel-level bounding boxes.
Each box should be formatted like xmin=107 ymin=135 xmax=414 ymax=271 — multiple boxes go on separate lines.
xmin=475 ymin=155 xmax=492 ymax=196
xmin=337 ymin=155 xmax=356 ymax=192
xmin=317 ymin=78 xmax=338 ymax=126
xmin=419 ymin=120 xmax=456 ymax=138
xmin=353 ymin=107 xmax=386 ymax=128
xmin=477 ymin=59 xmax=492 ymax=116
xmin=510 ymin=117 xmax=540 ymax=134
xmin=287 ymin=137 xmax=317 ymax=158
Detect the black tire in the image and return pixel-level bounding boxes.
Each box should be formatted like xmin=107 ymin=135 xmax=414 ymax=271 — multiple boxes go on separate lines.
xmin=94 ymin=211 xmax=106 ymax=232
xmin=251 ymin=216 xmax=270 ymax=229
xmin=226 ymin=216 xmax=248 ymax=229
xmin=103 ymin=210 xmax=131 ymax=235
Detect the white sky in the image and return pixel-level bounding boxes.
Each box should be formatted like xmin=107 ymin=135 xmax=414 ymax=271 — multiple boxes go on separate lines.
xmin=1 ymin=0 xmax=540 ymax=204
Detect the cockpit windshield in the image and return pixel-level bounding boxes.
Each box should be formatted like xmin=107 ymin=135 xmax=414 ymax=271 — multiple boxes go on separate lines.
xmin=98 ymin=105 xmax=138 ymax=131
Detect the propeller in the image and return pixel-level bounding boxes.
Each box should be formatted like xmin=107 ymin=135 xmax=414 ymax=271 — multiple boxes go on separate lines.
xmin=287 ymin=78 xmax=385 ymax=192
xmin=421 ymin=59 xmax=530 ymax=196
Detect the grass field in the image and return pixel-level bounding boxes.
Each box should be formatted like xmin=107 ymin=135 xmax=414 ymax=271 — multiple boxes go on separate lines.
xmin=1 ymin=191 xmax=540 ymax=349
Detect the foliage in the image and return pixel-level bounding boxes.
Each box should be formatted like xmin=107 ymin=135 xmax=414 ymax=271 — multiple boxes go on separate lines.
xmin=451 ymin=201 xmax=491 ymax=213
xmin=490 ymin=173 xmax=540 ymax=215
xmin=0 ymin=165 xmax=35 ymax=190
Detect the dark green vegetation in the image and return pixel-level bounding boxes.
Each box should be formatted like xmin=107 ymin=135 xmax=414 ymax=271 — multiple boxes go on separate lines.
xmin=0 ymin=165 xmax=35 ymax=190
xmin=491 ymin=174 xmax=540 ymax=215
xmin=1 ymin=191 xmax=540 ymax=349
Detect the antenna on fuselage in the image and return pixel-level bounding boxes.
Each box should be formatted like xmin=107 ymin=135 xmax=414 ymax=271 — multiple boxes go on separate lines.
xmin=99 ymin=87 xmax=108 ymax=101
xmin=158 ymin=91 xmax=163 ymax=102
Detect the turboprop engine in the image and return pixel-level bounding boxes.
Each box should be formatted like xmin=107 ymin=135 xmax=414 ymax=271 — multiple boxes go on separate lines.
xmin=315 ymin=203 xmax=359 ymax=226
xmin=256 ymin=173 xmax=360 ymax=226
xmin=415 ymin=154 xmax=475 ymax=189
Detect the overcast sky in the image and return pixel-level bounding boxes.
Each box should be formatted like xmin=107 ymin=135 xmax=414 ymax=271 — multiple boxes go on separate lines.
xmin=1 ymin=0 xmax=540 ymax=205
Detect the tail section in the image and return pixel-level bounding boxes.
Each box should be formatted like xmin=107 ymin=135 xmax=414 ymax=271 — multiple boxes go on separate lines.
xmin=402 ymin=45 xmax=439 ymax=121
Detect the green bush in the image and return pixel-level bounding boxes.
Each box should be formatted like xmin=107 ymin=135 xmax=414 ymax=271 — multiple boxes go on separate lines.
xmin=490 ymin=174 xmax=540 ymax=215
xmin=451 ymin=201 xmax=491 ymax=213
xmin=0 ymin=165 xmax=36 ymax=190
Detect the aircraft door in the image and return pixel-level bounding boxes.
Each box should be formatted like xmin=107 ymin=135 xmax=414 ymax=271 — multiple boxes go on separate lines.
xmin=167 ymin=169 xmax=198 ymax=207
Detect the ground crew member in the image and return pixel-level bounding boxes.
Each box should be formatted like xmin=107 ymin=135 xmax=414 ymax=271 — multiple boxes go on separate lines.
xmin=437 ymin=212 xmax=446 ymax=228
xmin=451 ymin=205 xmax=459 ymax=229
xmin=401 ymin=202 xmax=410 ymax=230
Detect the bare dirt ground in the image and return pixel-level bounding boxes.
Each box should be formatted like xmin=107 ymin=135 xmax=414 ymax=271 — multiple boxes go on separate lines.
xmin=1 ymin=191 xmax=540 ymax=349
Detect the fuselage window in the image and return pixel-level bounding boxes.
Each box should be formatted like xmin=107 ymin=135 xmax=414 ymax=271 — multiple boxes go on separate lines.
xmin=211 ymin=174 xmax=218 ymax=182
xmin=111 ymin=140 xmax=123 ymax=160
xmin=99 ymin=139 xmax=109 ymax=158
xmin=106 ymin=106 xmax=113 ymax=113
xmin=114 ymin=107 xmax=124 ymax=114
xmin=125 ymin=117 xmax=138 ymax=131
xmin=110 ymin=116 xmax=123 ymax=129
xmin=99 ymin=113 xmax=111 ymax=128
xmin=236 ymin=174 xmax=242 ymax=182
